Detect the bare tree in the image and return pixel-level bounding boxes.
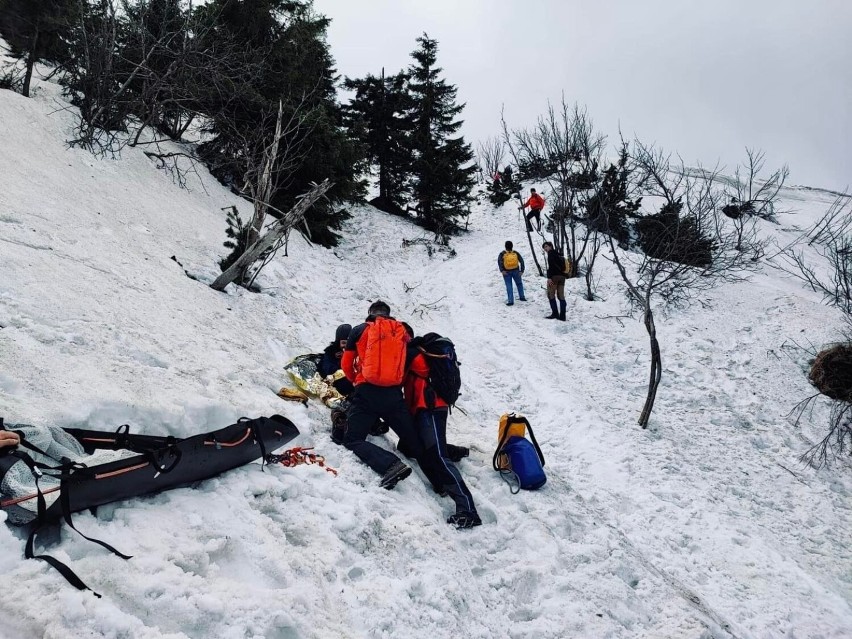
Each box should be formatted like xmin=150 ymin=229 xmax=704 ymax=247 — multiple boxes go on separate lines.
xmin=608 ymin=142 xmax=757 ymax=428
xmin=774 ymin=194 xmax=852 ymax=314
xmin=477 ymin=136 xmax=504 ymax=183
xmin=724 ymin=148 xmax=789 ymax=222
xmin=502 ymin=99 xmax=606 ymax=280
xmin=211 ymin=180 xmax=333 ymax=292
xmin=791 ymin=393 xmax=852 ymax=469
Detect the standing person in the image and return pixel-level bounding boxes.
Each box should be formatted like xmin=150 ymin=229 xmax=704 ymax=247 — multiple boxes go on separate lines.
xmin=404 ymin=331 xmax=481 ymax=529
xmin=341 ymin=301 xmax=424 ymax=489
xmin=497 ymin=241 xmax=526 ymax=306
xmin=521 ymin=188 xmax=545 ymax=232
xmin=543 ymin=241 xmax=567 ymax=321
xmin=492 ymin=170 xmax=502 ymax=191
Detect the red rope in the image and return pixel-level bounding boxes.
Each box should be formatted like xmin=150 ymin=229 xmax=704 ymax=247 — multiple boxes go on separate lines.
xmin=266 ymin=447 xmax=338 ymax=476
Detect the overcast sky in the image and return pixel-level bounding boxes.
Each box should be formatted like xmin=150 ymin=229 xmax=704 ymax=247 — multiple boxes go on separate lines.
xmin=313 ymin=0 xmax=851 ymax=192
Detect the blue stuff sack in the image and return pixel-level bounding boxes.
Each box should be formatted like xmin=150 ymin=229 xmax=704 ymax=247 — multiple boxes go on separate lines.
xmin=503 ymin=436 xmax=547 ymax=490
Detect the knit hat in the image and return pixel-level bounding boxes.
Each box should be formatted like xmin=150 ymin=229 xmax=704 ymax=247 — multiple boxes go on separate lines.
xmin=335 ymin=323 xmax=352 ymax=342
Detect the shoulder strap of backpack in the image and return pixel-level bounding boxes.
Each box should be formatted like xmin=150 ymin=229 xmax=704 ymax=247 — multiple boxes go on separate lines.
xmin=524 ymin=420 xmax=546 ymax=467
xmin=492 ymin=414 xmax=526 ymax=471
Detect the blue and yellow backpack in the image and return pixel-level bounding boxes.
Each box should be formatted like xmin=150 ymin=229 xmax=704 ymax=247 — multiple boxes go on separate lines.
xmin=492 ymin=412 xmax=546 ymax=492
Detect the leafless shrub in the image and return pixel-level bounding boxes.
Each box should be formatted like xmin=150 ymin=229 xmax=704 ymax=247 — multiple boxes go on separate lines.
xmin=502 ymin=99 xmax=606 ymax=279
xmin=774 ymin=195 xmax=852 ymax=315
xmin=477 ymin=136 xmax=504 ymax=183
xmin=609 ymin=142 xmax=757 ymax=428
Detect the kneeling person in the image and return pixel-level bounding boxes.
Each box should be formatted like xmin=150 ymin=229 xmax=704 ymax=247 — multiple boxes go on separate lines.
xmin=404 ymin=334 xmax=481 ymax=529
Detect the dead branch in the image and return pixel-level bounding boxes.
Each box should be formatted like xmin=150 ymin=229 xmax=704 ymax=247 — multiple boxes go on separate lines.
xmin=210 ymin=179 xmax=333 ymax=292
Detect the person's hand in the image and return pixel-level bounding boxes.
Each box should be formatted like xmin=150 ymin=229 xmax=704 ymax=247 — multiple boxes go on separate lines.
xmin=501 ymin=270 xmax=507 ymax=275
xmin=0 ymin=431 xmax=20 ymax=449
xmin=547 ymin=278 xmax=553 ymax=285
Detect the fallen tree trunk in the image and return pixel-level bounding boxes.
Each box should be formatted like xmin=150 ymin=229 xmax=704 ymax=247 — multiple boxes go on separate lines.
xmin=210 ymin=179 xmax=333 ymax=292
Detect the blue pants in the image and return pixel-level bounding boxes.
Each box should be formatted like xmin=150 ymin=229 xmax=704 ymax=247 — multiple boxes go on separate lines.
xmin=415 ymin=409 xmax=477 ymax=515
xmin=503 ymin=270 xmax=525 ymax=303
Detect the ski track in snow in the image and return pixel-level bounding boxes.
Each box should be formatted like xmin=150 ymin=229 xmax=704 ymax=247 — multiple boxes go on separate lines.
xmin=0 ymin=82 xmax=851 ymax=639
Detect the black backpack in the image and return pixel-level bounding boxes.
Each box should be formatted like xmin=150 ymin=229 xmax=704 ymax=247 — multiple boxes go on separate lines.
xmin=410 ymin=333 xmax=462 ymax=408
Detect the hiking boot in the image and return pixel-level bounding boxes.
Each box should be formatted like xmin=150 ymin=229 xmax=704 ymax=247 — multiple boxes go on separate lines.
xmin=330 ymin=409 xmax=347 ymax=445
xmin=380 ymin=461 xmax=411 ymax=490
xmin=559 ymin=299 xmax=567 ymax=321
xmin=518 ymin=297 xmax=527 ymax=302
xmin=369 ymin=418 xmax=389 ymax=436
xmin=506 ymin=302 xmax=514 ymax=306
xmin=447 ymin=511 xmax=482 ymax=529
xmin=446 ymin=444 xmax=469 ymax=462
xmin=331 ymin=421 xmax=346 ymax=445
xmin=546 ymin=298 xmax=559 ymax=319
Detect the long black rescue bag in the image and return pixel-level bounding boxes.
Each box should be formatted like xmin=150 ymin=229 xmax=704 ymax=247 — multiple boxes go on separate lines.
xmin=0 ymin=415 xmax=299 ymax=596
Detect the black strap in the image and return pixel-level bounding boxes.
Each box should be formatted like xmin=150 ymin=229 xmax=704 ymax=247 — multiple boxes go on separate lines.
xmin=144 ymin=437 xmax=181 ymax=474
xmin=14 ymin=451 xmax=102 ymax=597
xmin=241 ymin=417 xmax=268 ymax=471
xmin=524 ymin=421 xmax=546 ymax=468
xmin=493 ymin=414 xmax=529 ymax=471
xmin=17 ymin=436 xmax=64 ymax=465
xmin=59 ymin=469 xmax=132 ymax=560
xmin=12 ymin=450 xmax=130 ymax=596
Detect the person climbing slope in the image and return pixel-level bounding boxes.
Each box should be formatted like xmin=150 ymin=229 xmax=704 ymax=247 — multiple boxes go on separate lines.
xmin=521 ymin=188 xmax=545 ymax=232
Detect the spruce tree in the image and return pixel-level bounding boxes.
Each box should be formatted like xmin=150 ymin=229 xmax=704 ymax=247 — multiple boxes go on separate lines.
xmin=196 ymin=0 xmax=362 ymax=247
xmin=406 ymin=34 xmax=476 ymax=235
xmin=0 ymin=0 xmax=77 ymax=97
xmin=343 ymin=70 xmax=412 ymax=212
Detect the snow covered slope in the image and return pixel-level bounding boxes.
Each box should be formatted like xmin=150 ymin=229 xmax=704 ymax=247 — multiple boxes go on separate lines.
xmin=1 ymin=85 xmax=851 ymax=639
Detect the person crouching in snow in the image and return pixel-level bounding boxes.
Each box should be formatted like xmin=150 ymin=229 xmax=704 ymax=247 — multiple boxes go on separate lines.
xmin=317 ymin=323 xmax=355 ymax=397
xmin=403 ymin=327 xmax=481 ymax=529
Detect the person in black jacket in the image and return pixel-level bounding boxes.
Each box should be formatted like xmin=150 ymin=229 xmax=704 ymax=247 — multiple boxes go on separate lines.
xmin=543 ymin=241 xmax=567 ymax=321
xmin=317 ymin=323 xmax=355 ymax=397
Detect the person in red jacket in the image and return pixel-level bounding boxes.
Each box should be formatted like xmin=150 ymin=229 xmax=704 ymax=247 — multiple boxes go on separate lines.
xmin=403 ymin=331 xmax=481 ymax=529
xmin=522 ymin=188 xmax=545 ymax=231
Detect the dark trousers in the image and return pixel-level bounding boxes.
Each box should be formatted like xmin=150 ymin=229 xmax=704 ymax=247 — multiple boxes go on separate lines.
xmin=415 ymin=408 xmax=477 ymax=515
xmin=526 ymin=208 xmax=542 ymax=230
xmin=345 ymin=384 xmax=423 ymax=475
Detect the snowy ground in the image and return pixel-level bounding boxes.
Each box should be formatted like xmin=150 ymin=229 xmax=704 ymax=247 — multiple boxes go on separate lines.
xmin=1 ymin=82 xmax=851 ymax=639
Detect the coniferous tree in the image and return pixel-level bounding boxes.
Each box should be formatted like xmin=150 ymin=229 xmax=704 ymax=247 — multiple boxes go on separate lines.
xmin=584 ymin=148 xmax=641 ymax=248
xmin=406 ymin=34 xmax=476 ymax=236
xmin=343 ymin=69 xmax=412 ymax=213
xmin=0 ymin=0 xmax=77 ymax=96
xmin=122 ymin=0 xmax=188 ymax=139
xmin=196 ymin=0 xmax=363 ymax=247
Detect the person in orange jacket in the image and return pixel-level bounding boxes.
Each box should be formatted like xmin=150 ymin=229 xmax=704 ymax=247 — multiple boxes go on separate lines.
xmin=341 ymin=301 xmax=423 ymax=489
xmin=403 ymin=329 xmax=481 ymax=529
xmin=522 ymin=188 xmax=545 ymax=231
